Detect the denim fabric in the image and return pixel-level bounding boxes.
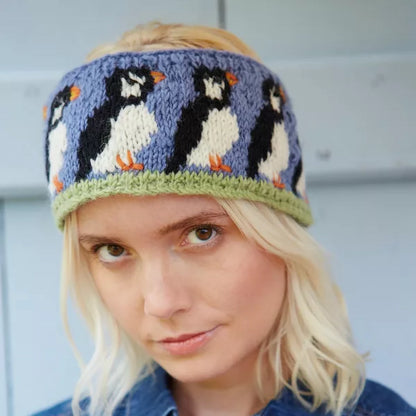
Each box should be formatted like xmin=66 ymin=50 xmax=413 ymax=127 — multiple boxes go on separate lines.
xmin=32 ymin=366 xmax=416 ymax=416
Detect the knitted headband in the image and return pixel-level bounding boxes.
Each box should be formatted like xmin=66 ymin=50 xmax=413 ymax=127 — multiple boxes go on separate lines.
xmin=43 ymin=49 xmax=312 ymax=229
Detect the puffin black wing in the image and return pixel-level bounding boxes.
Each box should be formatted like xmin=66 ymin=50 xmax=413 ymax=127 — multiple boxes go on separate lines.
xmin=165 ymin=98 xmax=213 ymax=173
xmin=291 ymin=158 xmax=303 ymax=196
xmin=75 ymin=66 xmax=158 ymax=181
xmin=75 ymin=102 xmax=112 ymax=181
xmin=247 ymin=105 xmax=279 ymax=178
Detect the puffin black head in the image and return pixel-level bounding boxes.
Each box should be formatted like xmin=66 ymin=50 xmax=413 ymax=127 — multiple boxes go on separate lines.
xmin=194 ymin=66 xmax=238 ymax=104
xmin=45 ymin=84 xmax=80 ymax=181
xmin=105 ymin=66 xmax=165 ymax=105
xmin=47 ymin=85 xmax=80 ymax=132
xmin=262 ymin=78 xmax=286 ymax=113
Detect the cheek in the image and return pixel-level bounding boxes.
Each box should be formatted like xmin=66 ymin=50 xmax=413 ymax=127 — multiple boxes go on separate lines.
xmin=206 ymin=244 xmax=286 ymax=320
xmin=238 ymin=254 xmax=285 ymax=316
xmin=88 ymin=266 xmax=143 ymax=334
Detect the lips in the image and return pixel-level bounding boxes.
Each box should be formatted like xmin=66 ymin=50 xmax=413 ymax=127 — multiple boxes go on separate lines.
xmin=156 ymin=326 xmax=219 ymax=355
xmin=161 ymin=331 xmax=207 ymax=343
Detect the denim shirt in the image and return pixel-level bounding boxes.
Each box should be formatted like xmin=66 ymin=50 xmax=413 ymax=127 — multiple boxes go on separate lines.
xmin=32 ymin=366 xmax=416 ymax=416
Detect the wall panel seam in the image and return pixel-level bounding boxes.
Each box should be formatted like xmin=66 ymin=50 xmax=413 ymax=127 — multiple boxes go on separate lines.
xmin=218 ymin=0 xmax=226 ymax=29
xmin=0 ymin=200 xmax=13 ymax=416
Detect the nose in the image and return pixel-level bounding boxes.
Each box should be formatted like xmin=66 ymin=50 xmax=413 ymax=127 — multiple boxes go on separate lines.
xmin=141 ymin=256 xmax=191 ymax=320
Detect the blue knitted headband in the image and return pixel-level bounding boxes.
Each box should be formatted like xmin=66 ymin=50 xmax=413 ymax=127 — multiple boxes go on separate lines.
xmin=43 ymin=49 xmax=312 ymax=229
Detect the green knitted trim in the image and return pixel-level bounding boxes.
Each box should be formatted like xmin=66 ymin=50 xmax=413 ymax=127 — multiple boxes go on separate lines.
xmin=52 ymin=171 xmax=313 ymax=230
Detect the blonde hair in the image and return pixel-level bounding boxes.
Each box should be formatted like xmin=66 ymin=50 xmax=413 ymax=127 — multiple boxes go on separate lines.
xmin=63 ymin=199 xmax=365 ymax=416
xmin=217 ymin=200 xmax=366 ymax=413
xmin=61 ymin=22 xmax=366 ymax=416
xmin=86 ymin=21 xmax=260 ymax=62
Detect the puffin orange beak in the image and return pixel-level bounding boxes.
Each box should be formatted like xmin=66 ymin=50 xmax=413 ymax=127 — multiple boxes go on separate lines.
xmin=225 ymin=71 xmax=238 ymax=86
xmin=151 ymin=71 xmax=166 ymax=84
xmin=279 ymin=86 xmax=286 ymax=103
xmin=42 ymin=105 xmax=48 ymax=120
xmin=70 ymin=86 xmax=80 ymax=101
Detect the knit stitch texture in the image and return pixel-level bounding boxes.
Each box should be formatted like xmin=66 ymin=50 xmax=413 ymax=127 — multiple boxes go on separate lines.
xmin=43 ymin=49 xmax=312 ymax=229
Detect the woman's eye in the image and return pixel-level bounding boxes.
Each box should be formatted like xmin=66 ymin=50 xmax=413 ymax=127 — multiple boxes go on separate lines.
xmin=186 ymin=226 xmax=217 ymax=245
xmin=96 ymin=244 xmax=126 ymax=263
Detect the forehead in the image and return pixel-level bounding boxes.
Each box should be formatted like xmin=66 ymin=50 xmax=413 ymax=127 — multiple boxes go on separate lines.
xmin=76 ymin=194 xmax=226 ymax=231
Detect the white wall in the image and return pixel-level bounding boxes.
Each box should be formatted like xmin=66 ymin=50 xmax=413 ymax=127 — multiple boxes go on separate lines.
xmin=0 ymin=1 xmax=415 ymax=414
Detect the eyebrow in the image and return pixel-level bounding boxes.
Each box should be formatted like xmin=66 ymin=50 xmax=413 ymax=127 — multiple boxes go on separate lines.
xmin=78 ymin=210 xmax=229 ymax=244
xmin=78 ymin=235 xmax=125 ymax=246
xmin=157 ymin=211 xmax=228 ymax=236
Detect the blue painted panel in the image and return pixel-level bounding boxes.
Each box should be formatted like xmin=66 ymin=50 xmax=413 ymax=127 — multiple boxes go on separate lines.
xmin=271 ymin=54 xmax=416 ymax=181
xmin=226 ymin=0 xmax=416 ymax=60
xmin=4 ymin=198 xmax=92 ymax=416
xmin=0 ymin=74 xmax=59 ymax=197
xmin=309 ymin=181 xmax=416 ymax=406
xmin=0 ymin=307 xmax=8 ymax=415
xmin=0 ymin=202 xmax=9 ymax=416
xmin=0 ymin=0 xmax=218 ymax=71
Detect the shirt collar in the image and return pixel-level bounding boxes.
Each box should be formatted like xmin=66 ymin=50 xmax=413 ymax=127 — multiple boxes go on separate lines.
xmin=124 ymin=365 xmax=178 ymax=416
xmin=122 ymin=365 xmax=358 ymax=416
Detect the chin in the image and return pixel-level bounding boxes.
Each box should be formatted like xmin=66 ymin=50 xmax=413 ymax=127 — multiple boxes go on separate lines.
xmin=160 ymin=358 xmax=232 ymax=384
xmin=154 ymin=345 xmax=259 ymax=387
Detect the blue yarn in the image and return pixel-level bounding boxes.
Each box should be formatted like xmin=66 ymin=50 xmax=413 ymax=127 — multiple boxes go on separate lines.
xmin=44 ymin=48 xmax=310 ymax=221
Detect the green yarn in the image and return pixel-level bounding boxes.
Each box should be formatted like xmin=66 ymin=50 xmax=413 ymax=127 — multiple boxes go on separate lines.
xmin=53 ymin=171 xmax=313 ymax=230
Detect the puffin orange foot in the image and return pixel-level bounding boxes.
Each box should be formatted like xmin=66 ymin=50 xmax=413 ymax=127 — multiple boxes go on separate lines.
xmin=53 ymin=175 xmax=64 ymax=193
xmin=117 ymin=150 xmax=144 ymax=171
xmin=209 ymin=154 xmax=232 ymax=173
xmin=272 ymin=174 xmax=285 ymax=189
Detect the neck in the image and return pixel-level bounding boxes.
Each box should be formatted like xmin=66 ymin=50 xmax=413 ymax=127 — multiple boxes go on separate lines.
xmin=171 ymin=356 xmax=275 ymax=416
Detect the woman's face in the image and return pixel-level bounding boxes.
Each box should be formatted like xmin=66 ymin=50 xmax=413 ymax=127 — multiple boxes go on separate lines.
xmin=77 ymin=194 xmax=286 ymax=386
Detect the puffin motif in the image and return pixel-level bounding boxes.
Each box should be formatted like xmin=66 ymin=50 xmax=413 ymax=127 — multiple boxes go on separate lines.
xmin=45 ymin=85 xmax=80 ymax=194
xmin=247 ymin=78 xmax=289 ymax=189
xmin=165 ymin=66 xmax=239 ymax=173
xmin=76 ymin=66 xmax=165 ymax=181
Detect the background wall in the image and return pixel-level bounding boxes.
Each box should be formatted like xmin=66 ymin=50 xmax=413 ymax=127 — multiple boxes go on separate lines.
xmin=0 ymin=1 xmax=415 ymax=414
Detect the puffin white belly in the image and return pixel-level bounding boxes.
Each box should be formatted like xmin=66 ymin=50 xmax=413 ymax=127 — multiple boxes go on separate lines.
xmin=186 ymin=107 xmax=239 ymax=168
xmin=91 ymin=103 xmax=157 ymax=174
xmin=48 ymin=122 xmax=67 ymax=194
xmin=258 ymin=122 xmax=289 ymax=180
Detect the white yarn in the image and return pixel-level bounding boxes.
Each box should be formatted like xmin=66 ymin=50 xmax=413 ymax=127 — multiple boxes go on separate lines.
xmin=48 ymin=122 xmax=68 ymax=194
xmin=91 ymin=103 xmax=157 ymax=174
xmin=258 ymin=122 xmax=289 ymax=181
xmin=186 ymin=107 xmax=239 ymax=168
